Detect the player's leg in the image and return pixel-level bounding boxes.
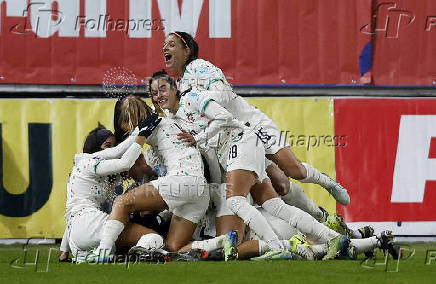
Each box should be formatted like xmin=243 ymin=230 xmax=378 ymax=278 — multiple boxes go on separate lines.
xmin=216 ymin=215 xmax=245 ymax=244
xmin=267 ymin=147 xmax=350 ymax=205
xmin=251 ymin=179 xmax=339 ymax=244
xmin=267 ymin=162 xmax=326 ymax=222
xmin=165 ymin=215 xmax=198 ymax=252
xmin=266 ymin=160 xmax=290 ymax=196
xmin=59 ymin=227 xmax=71 ymax=262
xmin=165 ymin=177 xmax=210 ymax=252
xmin=99 ymin=183 xmax=168 ymax=251
xmin=211 ymin=182 xmax=246 ymax=243
xmin=115 ymin=222 xmax=160 ymax=253
xmin=226 ymin=169 xmax=281 ymax=248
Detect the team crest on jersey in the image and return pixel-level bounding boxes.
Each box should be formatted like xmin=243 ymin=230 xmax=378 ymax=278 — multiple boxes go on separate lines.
xmin=196 ymin=66 xmax=210 ymax=79
xmin=189 ymin=92 xmax=199 ymax=100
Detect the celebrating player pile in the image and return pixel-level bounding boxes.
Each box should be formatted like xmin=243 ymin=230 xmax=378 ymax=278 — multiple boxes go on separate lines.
xmin=60 ymin=31 xmax=400 ymax=264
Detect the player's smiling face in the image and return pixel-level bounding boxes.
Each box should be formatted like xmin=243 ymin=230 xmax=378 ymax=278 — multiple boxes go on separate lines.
xmin=162 ymin=34 xmax=190 ymax=76
xmin=150 ymin=78 xmax=179 ymax=114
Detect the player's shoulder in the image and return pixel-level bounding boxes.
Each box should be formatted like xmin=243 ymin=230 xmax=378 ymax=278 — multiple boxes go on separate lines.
xmin=187 ymin=59 xmax=222 ymax=77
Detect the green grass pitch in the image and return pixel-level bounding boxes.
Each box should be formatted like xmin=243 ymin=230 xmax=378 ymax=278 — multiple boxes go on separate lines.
xmin=1 ymin=243 xmax=436 ymax=284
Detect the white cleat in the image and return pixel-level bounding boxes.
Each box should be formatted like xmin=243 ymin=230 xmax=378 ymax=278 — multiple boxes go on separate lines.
xmin=322 ymin=173 xmax=350 ymax=205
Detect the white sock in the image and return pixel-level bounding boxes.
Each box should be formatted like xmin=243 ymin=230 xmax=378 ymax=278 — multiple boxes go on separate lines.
xmin=267 ymin=239 xmax=284 ymax=251
xmin=226 ymin=196 xmax=280 ymax=242
xmin=99 ymin=220 xmax=124 ymax=251
xmin=258 ymin=240 xmax=270 ymax=255
xmin=351 ymin=229 xmax=363 ymax=239
xmin=280 ymin=240 xmax=291 ymax=251
xmin=137 ymin=233 xmax=164 ymax=250
xmin=311 ymin=244 xmax=328 ymax=259
xmin=192 ymin=235 xmax=225 ymax=252
xmin=299 ymin=163 xmax=333 ymax=189
xmin=350 ymin=236 xmax=379 ymax=254
xmin=262 ymin=197 xmax=339 ymax=243
xmin=282 ymin=181 xmax=324 ymax=221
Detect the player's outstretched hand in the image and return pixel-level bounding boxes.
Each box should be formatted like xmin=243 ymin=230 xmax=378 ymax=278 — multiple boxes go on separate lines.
xmin=177 ymin=131 xmax=196 ymax=147
xmin=138 ymin=113 xmax=162 ymax=138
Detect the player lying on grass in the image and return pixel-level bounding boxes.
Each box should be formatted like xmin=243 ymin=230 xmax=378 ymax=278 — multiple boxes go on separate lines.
xmin=64 ymin=124 xmax=165 ymax=262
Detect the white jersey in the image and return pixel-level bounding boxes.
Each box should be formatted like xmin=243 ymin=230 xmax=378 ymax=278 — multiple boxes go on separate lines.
xmin=179 ymin=59 xmax=285 ymax=154
xmin=172 ymin=90 xmax=242 ymax=149
xmin=146 ymin=117 xmax=204 ymax=177
xmin=65 ymin=133 xmax=142 ymax=223
xmin=178 ymin=59 xmax=269 ymax=129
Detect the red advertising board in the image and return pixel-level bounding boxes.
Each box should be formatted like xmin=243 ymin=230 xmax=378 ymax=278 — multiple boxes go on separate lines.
xmin=0 ymin=1 xmax=434 ymax=86
xmin=0 ymin=0 xmax=373 ymax=85
xmin=335 ymin=98 xmax=436 ymax=224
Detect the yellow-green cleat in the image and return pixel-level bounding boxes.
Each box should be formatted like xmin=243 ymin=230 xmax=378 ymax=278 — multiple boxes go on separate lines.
xmin=289 ymin=234 xmax=314 ymax=260
xmin=322 ymin=235 xmax=350 ymax=260
xmin=251 ymin=250 xmax=292 ymax=261
xmin=324 ymin=214 xmax=353 ymax=237
xmin=222 ymin=230 xmax=238 ymax=261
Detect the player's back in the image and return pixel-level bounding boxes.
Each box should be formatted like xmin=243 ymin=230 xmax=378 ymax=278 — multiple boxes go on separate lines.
xmin=65 ymin=154 xmax=119 ymax=221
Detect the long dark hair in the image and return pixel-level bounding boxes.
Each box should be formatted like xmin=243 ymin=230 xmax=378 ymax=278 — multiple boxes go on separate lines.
xmin=83 ymin=123 xmax=114 ymax=154
xmin=171 ymin=31 xmax=199 ymax=66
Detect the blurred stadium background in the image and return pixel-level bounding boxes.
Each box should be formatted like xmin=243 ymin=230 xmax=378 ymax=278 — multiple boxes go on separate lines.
xmin=0 ymin=0 xmax=435 ymax=245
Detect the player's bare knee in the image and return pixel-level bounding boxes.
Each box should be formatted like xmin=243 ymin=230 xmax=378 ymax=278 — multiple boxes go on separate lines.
xmin=288 ymin=164 xmax=306 ymax=180
xmin=272 ymin=176 xmax=290 ymax=196
xmin=165 ymin=240 xmax=181 ymax=252
xmin=113 ymin=194 xmax=134 ymax=211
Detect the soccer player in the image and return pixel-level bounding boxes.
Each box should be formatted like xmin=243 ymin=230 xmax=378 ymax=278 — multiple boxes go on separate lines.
xmin=162 ymin=31 xmax=349 ymax=206
xmin=65 ymin=124 xmax=162 ymax=261
xmin=95 ymin=96 xmax=211 ymax=258
xmin=148 ymin=70 xmax=347 ymax=260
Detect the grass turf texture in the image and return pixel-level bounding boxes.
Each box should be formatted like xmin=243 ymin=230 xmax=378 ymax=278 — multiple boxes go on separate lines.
xmin=1 ymin=243 xmax=435 ymax=284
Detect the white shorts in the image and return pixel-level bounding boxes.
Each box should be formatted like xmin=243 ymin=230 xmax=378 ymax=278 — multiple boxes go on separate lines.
xmin=151 ymin=176 xmax=209 ymax=223
xmin=264 ymin=157 xmax=273 ymax=170
xmin=245 ymin=208 xmax=299 ymax=241
xmin=68 ymin=209 xmax=108 ymax=255
xmin=226 ymin=131 xmax=268 ymax=183
xmin=255 ymin=118 xmax=290 ymax=156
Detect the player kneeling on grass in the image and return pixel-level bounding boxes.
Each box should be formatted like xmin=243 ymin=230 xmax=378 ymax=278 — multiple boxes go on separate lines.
xmin=65 ymin=124 xmax=164 ymax=263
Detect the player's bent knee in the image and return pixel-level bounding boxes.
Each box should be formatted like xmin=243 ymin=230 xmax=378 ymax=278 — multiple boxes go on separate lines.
xmin=165 ymin=240 xmax=182 ymax=252
xmin=274 ymin=179 xmax=290 ymax=196
xmin=113 ymin=194 xmax=134 ymax=211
